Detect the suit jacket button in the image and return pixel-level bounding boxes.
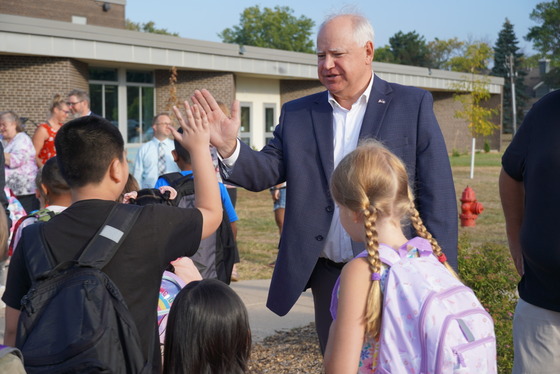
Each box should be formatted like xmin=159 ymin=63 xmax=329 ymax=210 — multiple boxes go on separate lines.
xmin=326 ymin=206 xmax=334 ymax=213
xmin=315 ymin=235 xmax=324 ymax=241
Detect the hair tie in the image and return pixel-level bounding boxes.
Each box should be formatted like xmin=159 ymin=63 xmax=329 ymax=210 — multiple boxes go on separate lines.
xmin=371 ymin=272 xmax=381 ymax=281
xmin=437 ymin=253 xmax=447 ymax=264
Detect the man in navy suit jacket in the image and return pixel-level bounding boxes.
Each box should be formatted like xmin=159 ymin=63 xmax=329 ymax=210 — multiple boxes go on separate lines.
xmin=194 ymin=12 xmax=458 ymax=353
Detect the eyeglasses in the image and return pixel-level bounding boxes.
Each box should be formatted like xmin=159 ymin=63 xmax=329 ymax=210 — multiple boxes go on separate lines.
xmin=66 ymin=100 xmax=83 ymax=106
xmin=155 ymin=122 xmax=172 ymax=126
xmin=62 ymin=110 xmax=71 ymax=114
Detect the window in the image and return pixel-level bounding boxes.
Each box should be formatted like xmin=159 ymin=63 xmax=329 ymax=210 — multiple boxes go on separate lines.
xmin=264 ymin=105 xmax=276 ymax=133
xmin=89 ymin=83 xmax=118 ymax=124
xmin=239 ymin=102 xmax=252 ymax=147
xmin=240 ymin=105 xmax=251 ymax=133
xmin=89 ymin=68 xmax=155 ymax=144
xmin=89 ymin=68 xmax=118 ymax=125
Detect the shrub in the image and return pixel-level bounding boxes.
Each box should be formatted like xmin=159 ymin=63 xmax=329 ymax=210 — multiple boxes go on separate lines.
xmin=484 ymin=140 xmax=491 ymax=153
xmin=458 ymin=234 xmax=518 ymax=373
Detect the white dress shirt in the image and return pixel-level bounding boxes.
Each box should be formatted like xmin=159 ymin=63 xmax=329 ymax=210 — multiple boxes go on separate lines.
xmin=132 ymin=137 xmax=180 ymax=188
xmin=222 ymin=76 xmax=374 ymax=263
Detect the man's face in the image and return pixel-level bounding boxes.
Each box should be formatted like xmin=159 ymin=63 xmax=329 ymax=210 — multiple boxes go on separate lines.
xmin=317 ymin=16 xmax=374 ymax=102
xmin=152 ymin=115 xmax=173 ymax=139
xmin=67 ymin=95 xmax=87 ymax=117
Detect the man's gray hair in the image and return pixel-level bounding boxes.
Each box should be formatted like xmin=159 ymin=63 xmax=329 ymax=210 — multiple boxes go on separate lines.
xmin=67 ymin=89 xmax=90 ymax=104
xmin=318 ymin=12 xmax=375 ymax=47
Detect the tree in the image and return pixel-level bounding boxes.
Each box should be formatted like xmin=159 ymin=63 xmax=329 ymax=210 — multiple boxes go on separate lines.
xmin=125 ymin=19 xmax=179 ymax=36
xmin=447 ymin=41 xmax=493 ymax=74
xmin=492 ymin=19 xmax=528 ymax=134
xmin=427 ymin=38 xmax=464 ymax=70
xmin=526 ymin=1 xmax=560 ymax=86
xmin=374 ymin=45 xmax=395 ymax=63
xmin=451 ymin=42 xmax=498 ymax=178
xmin=219 ymin=6 xmax=315 ymax=53
xmin=387 ymin=31 xmax=431 ymax=67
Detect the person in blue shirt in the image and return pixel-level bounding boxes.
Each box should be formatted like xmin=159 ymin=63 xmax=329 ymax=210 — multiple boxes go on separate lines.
xmin=132 ymin=114 xmax=180 ymax=188
xmin=155 ymin=130 xmax=238 ymax=281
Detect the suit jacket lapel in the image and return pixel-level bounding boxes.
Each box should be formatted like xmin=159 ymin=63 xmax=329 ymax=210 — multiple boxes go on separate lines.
xmin=359 ymin=74 xmax=393 ymax=140
xmin=311 ymin=92 xmax=334 ymax=179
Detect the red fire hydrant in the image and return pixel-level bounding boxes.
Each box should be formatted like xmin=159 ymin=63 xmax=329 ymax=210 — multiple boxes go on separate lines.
xmin=460 ymin=186 xmax=484 ymax=227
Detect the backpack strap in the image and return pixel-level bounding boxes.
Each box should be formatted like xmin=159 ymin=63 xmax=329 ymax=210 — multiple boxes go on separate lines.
xmin=8 ymin=209 xmax=55 ymax=256
xmin=23 ymin=204 xmax=142 ymax=280
xmin=23 ymin=223 xmax=57 ymax=280
xmin=377 ymin=237 xmax=434 ymax=267
xmin=78 ymin=204 xmax=142 ymax=269
xmin=162 ymin=270 xmax=187 ymax=289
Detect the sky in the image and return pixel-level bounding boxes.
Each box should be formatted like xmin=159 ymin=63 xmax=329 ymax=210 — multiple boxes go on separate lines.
xmin=126 ymin=0 xmax=542 ymax=56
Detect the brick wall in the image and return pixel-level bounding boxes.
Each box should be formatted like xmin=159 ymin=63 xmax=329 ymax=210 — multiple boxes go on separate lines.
xmin=0 ymin=55 xmax=88 ymax=135
xmin=155 ymin=69 xmax=235 ymax=114
xmin=280 ymin=80 xmax=324 ymax=104
xmin=0 ymin=0 xmax=125 ymax=28
xmin=433 ymin=91 xmax=502 ymax=153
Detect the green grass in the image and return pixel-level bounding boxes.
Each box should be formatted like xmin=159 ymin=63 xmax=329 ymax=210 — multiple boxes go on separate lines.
xmin=235 ymin=164 xmax=515 ymax=372
xmin=449 ymin=152 xmax=503 ymax=167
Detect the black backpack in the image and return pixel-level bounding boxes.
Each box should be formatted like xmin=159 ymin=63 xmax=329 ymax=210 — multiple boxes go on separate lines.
xmin=16 ymin=204 xmax=152 ymax=374
xmin=160 ymin=172 xmax=236 ymax=284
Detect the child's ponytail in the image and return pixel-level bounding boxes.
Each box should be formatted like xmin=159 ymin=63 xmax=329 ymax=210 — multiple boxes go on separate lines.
xmin=363 ymin=203 xmax=383 ymax=338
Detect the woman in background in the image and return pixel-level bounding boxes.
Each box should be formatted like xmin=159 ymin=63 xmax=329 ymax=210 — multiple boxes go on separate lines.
xmin=32 ymin=94 xmax=69 ymax=166
xmin=0 ymin=111 xmax=39 ymax=213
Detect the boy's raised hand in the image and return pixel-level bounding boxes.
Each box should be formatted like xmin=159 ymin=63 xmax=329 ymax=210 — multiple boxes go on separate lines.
xmin=169 ymin=101 xmax=222 ymax=239
xmin=191 ymin=89 xmax=240 ymax=158
xmin=170 ymin=101 xmax=209 ymax=151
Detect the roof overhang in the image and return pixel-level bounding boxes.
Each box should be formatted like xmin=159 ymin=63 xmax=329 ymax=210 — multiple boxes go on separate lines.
xmin=0 ymin=14 xmax=503 ymax=93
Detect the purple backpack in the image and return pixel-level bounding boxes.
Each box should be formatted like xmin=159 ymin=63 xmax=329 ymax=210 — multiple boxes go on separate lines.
xmin=157 ymin=271 xmax=186 ymax=344
xmin=376 ymin=237 xmax=497 ymax=373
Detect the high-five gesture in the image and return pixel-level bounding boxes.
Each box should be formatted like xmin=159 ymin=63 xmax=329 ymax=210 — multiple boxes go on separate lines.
xmin=191 ymin=89 xmax=240 ymax=158
xmin=170 ymin=101 xmax=210 ymax=153
xmin=169 ymin=101 xmax=221 ymax=239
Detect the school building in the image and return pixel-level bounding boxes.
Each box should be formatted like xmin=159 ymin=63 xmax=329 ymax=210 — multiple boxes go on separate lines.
xmin=0 ymin=0 xmax=504 ymax=162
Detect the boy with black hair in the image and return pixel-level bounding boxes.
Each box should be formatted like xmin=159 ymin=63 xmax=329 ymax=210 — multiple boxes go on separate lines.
xmin=2 ymin=106 xmax=221 ymax=372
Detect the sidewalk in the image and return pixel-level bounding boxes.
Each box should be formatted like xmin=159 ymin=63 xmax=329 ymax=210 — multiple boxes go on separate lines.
xmin=230 ymin=278 xmax=315 ymax=342
xmin=0 ymin=279 xmax=315 ymax=344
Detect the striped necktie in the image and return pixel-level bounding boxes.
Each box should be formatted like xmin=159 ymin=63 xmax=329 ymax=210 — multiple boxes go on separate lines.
xmin=158 ymin=142 xmax=165 ymax=176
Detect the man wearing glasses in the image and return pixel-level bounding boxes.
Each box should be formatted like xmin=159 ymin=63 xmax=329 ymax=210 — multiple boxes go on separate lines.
xmin=132 ymin=113 xmax=180 ymax=188
xmin=67 ymin=89 xmax=95 ymax=118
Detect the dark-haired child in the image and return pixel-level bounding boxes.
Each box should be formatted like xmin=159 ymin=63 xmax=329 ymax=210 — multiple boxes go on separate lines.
xmin=163 ymin=279 xmax=251 ymax=374
xmin=2 ymin=103 xmax=222 ymax=372
xmin=10 ymin=156 xmax=72 ymax=253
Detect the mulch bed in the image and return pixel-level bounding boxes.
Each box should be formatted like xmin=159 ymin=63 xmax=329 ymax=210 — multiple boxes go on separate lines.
xmin=248 ymin=323 xmax=324 ymax=373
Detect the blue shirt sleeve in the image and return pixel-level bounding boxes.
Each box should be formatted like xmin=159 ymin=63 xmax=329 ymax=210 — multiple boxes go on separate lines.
xmin=219 ymin=183 xmax=238 ymax=222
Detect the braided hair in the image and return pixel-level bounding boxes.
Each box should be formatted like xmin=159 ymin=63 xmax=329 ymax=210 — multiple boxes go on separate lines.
xmin=330 ymin=139 xmax=455 ymax=337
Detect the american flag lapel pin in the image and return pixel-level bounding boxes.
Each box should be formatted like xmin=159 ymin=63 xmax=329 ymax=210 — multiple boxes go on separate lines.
xmin=378 ymin=99 xmax=386 ymax=104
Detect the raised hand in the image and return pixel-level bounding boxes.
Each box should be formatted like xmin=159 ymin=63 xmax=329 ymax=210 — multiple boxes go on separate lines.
xmin=191 ymin=89 xmax=240 ymax=158
xmin=169 ymin=101 xmax=210 ymax=153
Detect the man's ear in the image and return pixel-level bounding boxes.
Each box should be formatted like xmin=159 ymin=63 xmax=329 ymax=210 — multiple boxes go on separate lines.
xmin=171 ymin=150 xmax=179 ymax=163
xmin=365 ymin=40 xmax=374 ymax=63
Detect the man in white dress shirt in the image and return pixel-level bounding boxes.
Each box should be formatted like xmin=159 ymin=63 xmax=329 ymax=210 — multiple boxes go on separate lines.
xmin=132 ymin=114 xmax=180 ymax=188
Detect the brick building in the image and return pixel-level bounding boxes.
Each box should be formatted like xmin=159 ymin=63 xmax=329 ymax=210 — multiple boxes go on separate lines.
xmin=0 ymin=2 xmax=503 ymax=161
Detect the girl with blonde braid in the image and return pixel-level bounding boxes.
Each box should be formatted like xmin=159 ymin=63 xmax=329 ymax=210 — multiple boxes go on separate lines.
xmin=324 ymin=140 xmax=457 ymax=373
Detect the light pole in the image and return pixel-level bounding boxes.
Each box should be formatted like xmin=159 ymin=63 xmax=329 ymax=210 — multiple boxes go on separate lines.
xmin=506 ymin=53 xmax=518 ymax=134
